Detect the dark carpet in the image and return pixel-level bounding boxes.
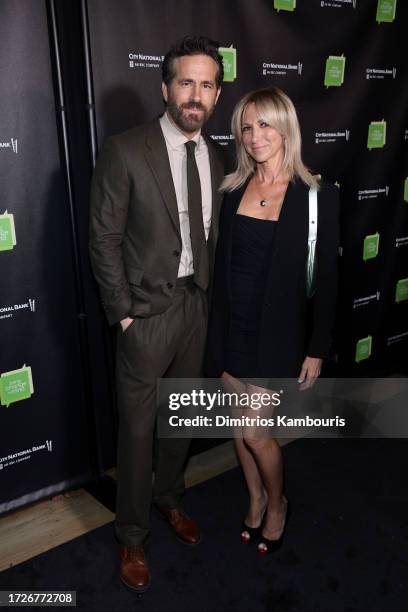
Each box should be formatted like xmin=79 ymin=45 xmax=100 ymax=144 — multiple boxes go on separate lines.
xmin=1 ymin=439 xmax=407 ymax=611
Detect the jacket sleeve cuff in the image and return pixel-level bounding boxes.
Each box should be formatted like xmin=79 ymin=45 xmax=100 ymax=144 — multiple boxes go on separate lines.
xmin=104 ymin=300 xmax=132 ymax=326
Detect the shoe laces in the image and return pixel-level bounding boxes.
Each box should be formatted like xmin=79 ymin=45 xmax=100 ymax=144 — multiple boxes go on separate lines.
xmin=127 ymin=546 xmax=145 ymax=563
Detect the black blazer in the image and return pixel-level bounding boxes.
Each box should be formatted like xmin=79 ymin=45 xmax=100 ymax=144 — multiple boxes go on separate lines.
xmin=204 ymin=177 xmax=340 ymax=378
xmin=89 ymin=119 xmax=225 ymax=325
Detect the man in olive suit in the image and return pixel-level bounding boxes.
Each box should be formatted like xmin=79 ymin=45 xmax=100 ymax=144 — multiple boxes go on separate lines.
xmin=89 ymin=35 xmax=224 ymax=591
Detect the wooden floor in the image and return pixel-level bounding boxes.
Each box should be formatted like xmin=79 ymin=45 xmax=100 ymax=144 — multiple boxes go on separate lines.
xmin=0 ymin=440 xmax=253 ymax=572
xmin=1 ymin=376 xmax=405 ymax=572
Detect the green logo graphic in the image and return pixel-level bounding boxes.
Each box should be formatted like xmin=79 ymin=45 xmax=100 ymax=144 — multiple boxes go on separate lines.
xmin=324 ymin=55 xmax=346 ymax=88
xmin=0 ymin=212 xmax=17 ymax=252
xmin=274 ymin=0 xmax=296 ymax=11
xmin=0 ymin=365 xmax=34 ymax=407
xmin=355 ymin=336 xmax=372 ymax=363
xmin=363 ymin=232 xmax=380 ymax=261
xmin=376 ymin=0 xmax=397 ymax=23
xmin=367 ymin=120 xmax=386 ymax=149
xmin=395 ymin=278 xmax=408 ymax=303
xmin=404 ymin=177 xmax=408 ymax=202
xmin=218 ymin=46 xmax=237 ymax=82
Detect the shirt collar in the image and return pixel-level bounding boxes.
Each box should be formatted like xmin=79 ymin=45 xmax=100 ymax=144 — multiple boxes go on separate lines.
xmin=160 ymin=111 xmax=202 ymax=152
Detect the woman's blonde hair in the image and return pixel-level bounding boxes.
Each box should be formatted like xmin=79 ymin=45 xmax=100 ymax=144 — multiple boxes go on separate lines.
xmin=221 ymin=87 xmax=319 ymax=192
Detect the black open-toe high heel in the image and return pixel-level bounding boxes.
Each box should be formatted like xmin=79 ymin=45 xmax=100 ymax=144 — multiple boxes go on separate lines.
xmin=241 ymin=503 xmax=267 ymax=545
xmin=257 ymin=499 xmax=290 ymax=556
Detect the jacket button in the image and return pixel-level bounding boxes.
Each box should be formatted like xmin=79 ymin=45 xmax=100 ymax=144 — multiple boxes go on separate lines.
xmin=167 ymin=282 xmax=173 ymax=289
xmin=173 ymin=250 xmax=180 ymax=257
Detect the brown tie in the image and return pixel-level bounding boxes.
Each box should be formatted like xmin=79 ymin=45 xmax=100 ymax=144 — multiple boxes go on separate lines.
xmin=185 ymin=140 xmax=209 ymax=290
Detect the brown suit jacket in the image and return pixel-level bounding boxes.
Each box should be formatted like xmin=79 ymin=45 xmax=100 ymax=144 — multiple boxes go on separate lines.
xmin=89 ymin=118 xmax=225 ymax=325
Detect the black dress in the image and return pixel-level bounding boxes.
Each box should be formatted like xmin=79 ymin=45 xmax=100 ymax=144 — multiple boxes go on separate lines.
xmin=204 ymin=178 xmax=340 ymax=380
xmin=225 ymin=214 xmax=277 ymax=378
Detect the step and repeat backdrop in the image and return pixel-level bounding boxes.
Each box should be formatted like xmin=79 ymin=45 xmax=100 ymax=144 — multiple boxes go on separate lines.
xmin=0 ymin=1 xmax=94 ymax=513
xmin=87 ymin=0 xmax=407 ymax=373
xmin=1 ymin=0 xmax=407 ymax=512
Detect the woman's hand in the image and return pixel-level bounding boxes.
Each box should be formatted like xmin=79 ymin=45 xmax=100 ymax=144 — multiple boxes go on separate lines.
xmin=297 ymin=356 xmax=322 ymax=391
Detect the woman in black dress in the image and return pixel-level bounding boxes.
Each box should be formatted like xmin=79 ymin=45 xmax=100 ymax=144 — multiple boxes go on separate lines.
xmin=205 ymin=87 xmax=339 ymax=555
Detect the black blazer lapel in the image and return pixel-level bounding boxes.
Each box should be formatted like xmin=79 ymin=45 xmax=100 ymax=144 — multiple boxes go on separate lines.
xmin=223 ymin=183 xmax=247 ymax=300
xmin=266 ymin=179 xmax=309 ymax=292
xmin=144 ymin=120 xmax=180 ymax=236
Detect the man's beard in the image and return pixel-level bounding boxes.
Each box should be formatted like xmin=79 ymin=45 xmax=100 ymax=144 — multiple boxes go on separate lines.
xmin=166 ymin=99 xmax=214 ymax=133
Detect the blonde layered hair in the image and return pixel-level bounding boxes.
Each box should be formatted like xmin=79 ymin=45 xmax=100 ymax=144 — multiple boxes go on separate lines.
xmin=221 ymin=87 xmax=319 ymax=192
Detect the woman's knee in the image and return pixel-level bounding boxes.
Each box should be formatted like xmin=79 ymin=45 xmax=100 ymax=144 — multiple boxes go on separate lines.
xmin=243 ymin=436 xmax=269 ymax=452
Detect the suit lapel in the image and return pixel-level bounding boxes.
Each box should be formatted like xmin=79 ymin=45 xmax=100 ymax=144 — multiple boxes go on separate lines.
xmin=224 ymin=183 xmax=247 ymax=299
xmin=144 ymin=120 xmax=180 ymax=235
xmin=267 ymin=179 xmax=309 ymax=289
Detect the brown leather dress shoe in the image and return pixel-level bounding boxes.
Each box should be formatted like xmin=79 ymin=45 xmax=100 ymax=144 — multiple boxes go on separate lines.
xmin=119 ymin=545 xmax=150 ymax=592
xmin=157 ymin=507 xmax=201 ymax=545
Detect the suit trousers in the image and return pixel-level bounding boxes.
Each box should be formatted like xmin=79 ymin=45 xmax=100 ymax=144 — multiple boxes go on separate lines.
xmin=114 ymin=280 xmax=207 ymax=546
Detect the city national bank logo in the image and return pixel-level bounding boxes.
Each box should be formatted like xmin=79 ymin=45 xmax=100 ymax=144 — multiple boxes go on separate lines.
xmin=366 ymin=66 xmax=396 ymax=80
xmin=274 ymin=0 xmax=296 ymax=11
xmin=210 ymin=134 xmax=235 ymax=147
xmin=358 ymin=185 xmax=389 ymax=200
xmin=355 ymin=336 xmax=372 ymax=363
xmin=0 ymin=298 xmax=36 ymax=321
xmin=353 ymin=291 xmax=380 ymax=309
xmin=128 ymin=51 xmax=164 ymax=70
xmin=0 ymin=439 xmax=54 ymax=471
xmin=0 ymin=365 xmax=34 ymax=407
xmin=324 ymin=55 xmax=346 ymax=87
xmin=367 ymin=121 xmax=386 ymax=149
xmin=376 ymin=0 xmax=397 ymax=23
xmin=0 ymin=138 xmax=18 ymax=154
xmin=395 ymin=235 xmax=408 ymax=249
xmin=0 ymin=212 xmax=17 ymax=251
xmin=262 ymin=60 xmax=302 ymax=78
xmin=387 ymin=330 xmax=408 ymax=347
xmin=363 ymin=232 xmax=380 ymax=261
xmin=218 ymin=46 xmax=237 ymax=82
xmin=396 ymin=279 xmax=408 ymax=303
xmin=315 ymin=130 xmax=349 ymax=144
xmin=321 ymin=0 xmax=356 ymax=8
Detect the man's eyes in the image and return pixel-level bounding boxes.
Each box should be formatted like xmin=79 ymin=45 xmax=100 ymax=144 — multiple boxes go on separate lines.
xmin=179 ymin=81 xmax=214 ymax=89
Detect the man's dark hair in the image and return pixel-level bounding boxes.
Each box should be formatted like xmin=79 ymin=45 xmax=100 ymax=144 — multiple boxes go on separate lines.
xmin=162 ymin=35 xmax=224 ymax=88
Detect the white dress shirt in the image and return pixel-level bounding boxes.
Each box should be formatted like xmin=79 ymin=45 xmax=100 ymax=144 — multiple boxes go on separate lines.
xmin=159 ymin=111 xmax=212 ymax=278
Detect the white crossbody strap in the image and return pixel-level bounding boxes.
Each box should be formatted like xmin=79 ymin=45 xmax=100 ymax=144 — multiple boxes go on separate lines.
xmin=308 ymin=187 xmax=318 ymax=242
xmin=306 ymin=186 xmax=318 ymax=298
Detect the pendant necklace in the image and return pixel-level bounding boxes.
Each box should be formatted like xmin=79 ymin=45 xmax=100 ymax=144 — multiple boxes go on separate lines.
xmin=258 ymin=169 xmax=282 ymax=207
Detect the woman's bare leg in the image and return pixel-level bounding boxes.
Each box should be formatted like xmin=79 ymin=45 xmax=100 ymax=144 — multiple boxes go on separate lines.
xmin=242 ymin=437 xmax=286 ymax=538
xmin=221 ymin=372 xmax=267 ymax=527
xmin=234 ymin=438 xmax=267 ymax=526
xmin=243 ymin=383 xmax=287 ymax=539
